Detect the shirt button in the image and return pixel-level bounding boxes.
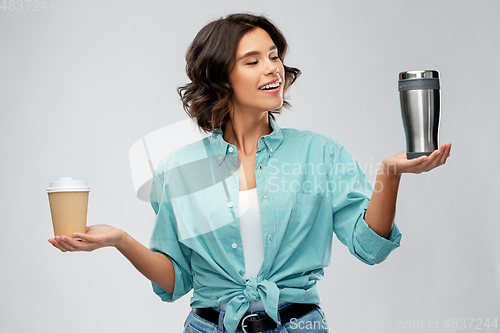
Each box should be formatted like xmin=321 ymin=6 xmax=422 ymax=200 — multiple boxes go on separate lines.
xmin=261 ymin=139 xmax=264 ymax=142
xmin=228 ymin=202 xmax=233 ymax=208
xmin=232 ymin=243 xmax=237 ymax=249
xmin=268 ymin=235 xmax=272 ymax=242
xmin=230 ymin=170 xmax=235 ymax=175
xmin=218 ymin=156 xmax=223 ymax=160
xmin=228 ymin=147 xmax=234 ymax=152
xmin=259 ymin=164 xmax=262 ymax=170
xmin=270 ymin=148 xmax=273 ymax=152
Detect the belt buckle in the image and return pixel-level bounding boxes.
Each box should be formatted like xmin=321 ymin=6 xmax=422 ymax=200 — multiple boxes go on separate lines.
xmin=241 ymin=313 xmax=259 ymax=333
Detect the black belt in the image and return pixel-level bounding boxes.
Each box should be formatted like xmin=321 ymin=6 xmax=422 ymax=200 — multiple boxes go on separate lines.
xmin=193 ymin=303 xmax=318 ymax=333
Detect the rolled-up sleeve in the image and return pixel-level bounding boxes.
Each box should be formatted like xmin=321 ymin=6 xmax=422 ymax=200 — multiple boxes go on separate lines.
xmin=329 ymin=144 xmax=402 ymax=265
xmin=352 ymin=213 xmax=402 ymax=264
xmin=149 ymin=161 xmax=193 ymax=302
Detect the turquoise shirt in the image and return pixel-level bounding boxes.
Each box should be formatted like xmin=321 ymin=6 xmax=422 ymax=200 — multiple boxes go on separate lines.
xmin=149 ymin=116 xmax=402 ymax=333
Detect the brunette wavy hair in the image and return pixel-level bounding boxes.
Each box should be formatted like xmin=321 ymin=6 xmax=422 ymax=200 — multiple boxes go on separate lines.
xmin=177 ymin=13 xmax=301 ymax=133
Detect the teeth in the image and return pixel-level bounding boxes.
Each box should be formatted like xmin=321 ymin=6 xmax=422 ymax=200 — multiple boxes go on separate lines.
xmin=260 ymin=81 xmax=280 ymax=90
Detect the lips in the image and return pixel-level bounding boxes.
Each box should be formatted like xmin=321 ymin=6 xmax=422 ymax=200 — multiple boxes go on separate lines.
xmin=259 ymin=78 xmax=282 ymax=90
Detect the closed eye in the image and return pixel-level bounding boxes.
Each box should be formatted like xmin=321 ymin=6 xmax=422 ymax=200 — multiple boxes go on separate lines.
xmin=246 ymin=55 xmax=279 ymax=65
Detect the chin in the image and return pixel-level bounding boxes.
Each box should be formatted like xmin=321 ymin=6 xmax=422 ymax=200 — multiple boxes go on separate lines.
xmin=262 ymin=105 xmax=282 ymax=113
xmin=273 ymin=100 xmax=284 ymax=110
xmin=267 ymin=99 xmax=284 ymax=111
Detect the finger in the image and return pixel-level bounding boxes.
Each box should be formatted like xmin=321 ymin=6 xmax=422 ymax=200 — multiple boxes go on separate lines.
xmin=72 ymin=232 xmax=95 ymax=242
xmin=447 ymin=143 xmax=452 ymax=157
xmin=73 ymin=233 xmax=102 ymax=247
xmin=429 ymin=149 xmax=444 ymax=168
xmin=62 ymin=236 xmax=87 ymax=250
xmin=428 ymin=148 xmax=441 ymax=162
xmin=395 ymin=154 xmax=431 ymax=174
xmin=49 ymin=238 xmax=69 ymax=252
xmin=57 ymin=237 xmax=77 ymax=251
xmin=52 ymin=237 xmax=73 ymax=252
xmin=413 ymin=150 xmax=440 ymax=171
xmin=430 ymin=143 xmax=450 ymax=169
xmin=404 ymin=154 xmax=429 ymax=168
xmin=411 ymin=150 xmax=442 ymax=173
xmin=71 ymin=233 xmax=104 ymax=252
xmin=55 ymin=236 xmax=77 ymax=252
xmin=426 ymin=144 xmax=452 ymax=171
xmin=438 ymin=143 xmax=451 ymax=165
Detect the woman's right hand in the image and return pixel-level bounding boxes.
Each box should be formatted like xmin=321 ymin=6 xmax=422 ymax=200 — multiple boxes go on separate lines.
xmin=48 ymin=224 xmax=126 ymax=252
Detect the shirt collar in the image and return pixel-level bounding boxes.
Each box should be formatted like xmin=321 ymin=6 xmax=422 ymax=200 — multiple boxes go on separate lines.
xmin=209 ymin=115 xmax=284 ymax=165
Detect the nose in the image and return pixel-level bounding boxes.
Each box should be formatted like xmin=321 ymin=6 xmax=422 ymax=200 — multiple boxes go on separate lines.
xmin=265 ymin=59 xmax=279 ymax=76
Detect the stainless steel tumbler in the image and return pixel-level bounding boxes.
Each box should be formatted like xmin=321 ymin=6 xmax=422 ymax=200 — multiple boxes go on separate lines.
xmin=399 ymin=70 xmax=440 ymax=159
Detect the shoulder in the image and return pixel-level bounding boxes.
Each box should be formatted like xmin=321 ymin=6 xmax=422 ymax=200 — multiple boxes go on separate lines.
xmin=281 ymin=127 xmax=344 ymax=155
xmin=154 ymin=137 xmax=209 ymax=175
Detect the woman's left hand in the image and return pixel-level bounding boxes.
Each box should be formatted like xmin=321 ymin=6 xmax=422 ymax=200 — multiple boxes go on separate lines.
xmin=381 ymin=143 xmax=452 ymax=176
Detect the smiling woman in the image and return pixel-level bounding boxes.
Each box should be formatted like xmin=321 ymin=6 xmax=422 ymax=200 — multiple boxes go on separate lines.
xmin=229 ymin=28 xmax=285 ymax=115
xmin=48 ymin=12 xmax=451 ymax=333
xmin=177 ymin=13 xmax=301 ymax=134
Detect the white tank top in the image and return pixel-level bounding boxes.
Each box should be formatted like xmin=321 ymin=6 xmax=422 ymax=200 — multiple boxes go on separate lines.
xmin=239 ymin=188 xmax=264 ymax=281
xmin=216 ymin=188 xmax=285 ymax=311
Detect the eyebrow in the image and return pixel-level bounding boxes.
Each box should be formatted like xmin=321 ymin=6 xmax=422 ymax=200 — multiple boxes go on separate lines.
xmin=237 ymin=45 xmax=278 ymax=61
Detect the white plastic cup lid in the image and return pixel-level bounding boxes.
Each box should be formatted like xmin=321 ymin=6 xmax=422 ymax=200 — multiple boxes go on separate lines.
xmin=47 ymin=177 xmax=90 ymax=193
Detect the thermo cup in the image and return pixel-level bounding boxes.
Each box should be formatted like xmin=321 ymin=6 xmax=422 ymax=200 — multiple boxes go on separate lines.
xmin=47 ymin=177 xmax=90 ymax=238
xmin=399 ymin=70 xmax=440 ymax=159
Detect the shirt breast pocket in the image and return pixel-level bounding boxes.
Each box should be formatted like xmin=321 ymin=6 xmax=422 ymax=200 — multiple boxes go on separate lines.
xmin=172 ymin=182 xmax=235 ymax=241
xmin=282 ymin=192 xmax=324 ymax=249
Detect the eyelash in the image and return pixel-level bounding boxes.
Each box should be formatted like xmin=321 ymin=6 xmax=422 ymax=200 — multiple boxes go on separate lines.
xmin=247 ymin=56 xmax=280 ymax=66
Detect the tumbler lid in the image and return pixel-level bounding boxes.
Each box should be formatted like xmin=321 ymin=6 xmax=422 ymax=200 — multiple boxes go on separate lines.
xmin=399 ymin=70 xmax=439 ymax=80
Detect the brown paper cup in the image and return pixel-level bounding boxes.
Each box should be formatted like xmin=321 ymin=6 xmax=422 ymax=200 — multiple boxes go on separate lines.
xmin=48 ymin=191 xmax=88 ymax=237
xmin=48 ymin=177 xmax=90 ymax=238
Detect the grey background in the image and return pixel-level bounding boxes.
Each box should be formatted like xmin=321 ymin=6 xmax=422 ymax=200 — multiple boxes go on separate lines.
xmin=1 ymin=0 xmax=499 ymax=332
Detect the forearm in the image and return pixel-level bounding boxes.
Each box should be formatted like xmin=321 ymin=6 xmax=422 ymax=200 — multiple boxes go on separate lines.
xmin=364 ymin=167 xmax=401 ymax=239
xmin=116 ymin=232 xmax=175 ymax=294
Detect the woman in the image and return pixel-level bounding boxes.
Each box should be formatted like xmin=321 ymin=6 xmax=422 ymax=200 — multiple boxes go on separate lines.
xmin=49 ymin=13 xmax=451 ymax=333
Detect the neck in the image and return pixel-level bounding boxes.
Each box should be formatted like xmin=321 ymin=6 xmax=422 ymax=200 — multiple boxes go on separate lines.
xmin=223 ymin=111 xmax=272 ymax=157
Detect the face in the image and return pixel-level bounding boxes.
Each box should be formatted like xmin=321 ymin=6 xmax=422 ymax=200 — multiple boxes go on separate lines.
xmin=228 ymin=27 xmax=285 ymax=115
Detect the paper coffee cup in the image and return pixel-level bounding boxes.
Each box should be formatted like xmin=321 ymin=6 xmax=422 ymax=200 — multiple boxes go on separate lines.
xmin=47 ymin=177 xmax=90 ymax=238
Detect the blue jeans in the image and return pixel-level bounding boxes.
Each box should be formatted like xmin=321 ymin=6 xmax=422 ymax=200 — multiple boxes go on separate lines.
xmin=183 ymin=303 xmax=329 ymax=333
